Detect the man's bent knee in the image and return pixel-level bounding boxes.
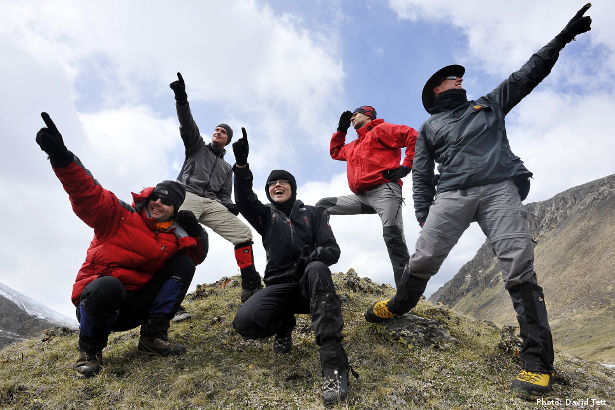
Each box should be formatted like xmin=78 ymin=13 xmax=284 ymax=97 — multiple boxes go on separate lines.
xmin=315 ymin=197 xmax=336 ymax=210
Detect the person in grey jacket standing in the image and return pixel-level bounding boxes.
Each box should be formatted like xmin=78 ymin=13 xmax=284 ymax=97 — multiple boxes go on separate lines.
xmin=364 ymin=3 xmax=592 ymax=397
xmin=170 ymin=72 xmax=262 ymax=302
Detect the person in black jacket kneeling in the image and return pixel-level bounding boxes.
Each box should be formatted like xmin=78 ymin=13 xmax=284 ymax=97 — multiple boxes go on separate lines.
xmin=231 ymin=128 xmax=351 ymax=406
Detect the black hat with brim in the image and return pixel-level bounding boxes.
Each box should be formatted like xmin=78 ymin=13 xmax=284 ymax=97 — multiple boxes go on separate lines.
xmin=421 ymin=64 xmax=465 ymax=113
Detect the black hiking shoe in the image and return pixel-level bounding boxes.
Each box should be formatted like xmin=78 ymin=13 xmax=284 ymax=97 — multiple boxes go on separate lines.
xmin=512 ymin=370 xmax=552 ymax=397
xmin=322 ymin=367 xmax=349 ymax=406
xmin=171 ymin=305 xmax=192 ymax=323
xmin=273 ymin=331 xmax=292 ymax=354
xmin=364 ymin=300 xmax=400 ymax=323
xmin=74 ymin=350 xmax=102 ymax=378
xmin=138 ymin=336 xmax=186 ymax=356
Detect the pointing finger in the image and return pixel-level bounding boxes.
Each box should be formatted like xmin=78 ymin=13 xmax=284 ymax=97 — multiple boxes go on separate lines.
xmin=41 ymin=112 xmax=59 ymax=134
xmin=575 ymin=3 xmax=591 ymax=18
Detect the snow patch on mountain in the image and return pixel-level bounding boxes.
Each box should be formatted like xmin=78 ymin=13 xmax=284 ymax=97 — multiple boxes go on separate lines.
xmin=0 ymin=282 xmax=77 ymax=328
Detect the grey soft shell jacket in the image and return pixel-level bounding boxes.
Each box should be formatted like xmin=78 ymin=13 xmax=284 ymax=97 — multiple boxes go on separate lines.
xmin=175 ymin=102 xmax=233 ymax=206
xmin=413 ymin=37 xmax=565 ymax=222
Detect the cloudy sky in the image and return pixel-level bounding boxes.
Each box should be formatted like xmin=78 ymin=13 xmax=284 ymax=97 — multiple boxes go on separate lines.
xmin=2 ymin=0 xmax=614 ymax=319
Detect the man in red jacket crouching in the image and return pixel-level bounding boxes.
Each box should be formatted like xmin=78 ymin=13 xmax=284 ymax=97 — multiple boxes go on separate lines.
xmin=35 ymin=112 xmax=208 ymax=378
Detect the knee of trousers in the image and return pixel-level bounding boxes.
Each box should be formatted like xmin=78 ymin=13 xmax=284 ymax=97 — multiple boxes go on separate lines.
xmin=232 ymin=306 xmax=273 ymax=339
xmin=315 ymin=197 xmax=336 ymax=210
xmin=167 ymin=253 xmax=197 ymax=283
xmin=234 ymin=221 xmax=253 ymax=243
xmin=79 ymin=276 xmax=127 ymax=316
xmin=304 ymin=261 xmax=335 ymax=293
xmin=408 ymin=253 xmax=441 ymax=279
xmin=491 ymin=236 xmax=536 ymax=289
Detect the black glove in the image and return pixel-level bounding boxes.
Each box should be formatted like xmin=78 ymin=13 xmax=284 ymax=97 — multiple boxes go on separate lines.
xmin=36 ymin=112 xmax=74 ymax=168
xmin=337 ymin=110 xmax=352 ymax=133
xmin=294 ymin=245 xmax=312 ymax=280
xmin=556 ymin=3 xmax=592 ymax=45
xmin=416 ymin=208 xmax=429 ymax=228
xmin=169 ymin=72 xmax=188 ymax=104
xmin=232 ymin=127 xmax=249 ymax=166
xmin=382 ymin=166 xmax=411 ymax=181
xmin=176 ymin=210 xmax=202 ymax=237
xmin=225 ymin=203 xmax=240 ymax=216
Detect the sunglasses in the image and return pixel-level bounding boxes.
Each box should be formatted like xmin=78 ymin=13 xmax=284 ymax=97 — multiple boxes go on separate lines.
xmin=440 ymin=75 xmax=461 ymax=82
xmin=267 ymin=179 xmax=290 ymax=187
xmin=150 ymin=192 xmax=174 ymax=206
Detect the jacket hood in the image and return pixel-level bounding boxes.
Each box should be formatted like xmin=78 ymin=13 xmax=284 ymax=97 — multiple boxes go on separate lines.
xmin=132 ymin=187 xmax=155 ymax=212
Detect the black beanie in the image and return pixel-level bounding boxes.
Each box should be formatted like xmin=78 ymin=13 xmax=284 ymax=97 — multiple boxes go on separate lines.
xmin=217 ymin=123 xmax=233 ymax=145
xmin=152 ymin=180 xmax=186 ymax=215
xmin=265 ymin=170 xmax=297 ymax=204
xmin=353 ymin=105 xmax=377 ymax=120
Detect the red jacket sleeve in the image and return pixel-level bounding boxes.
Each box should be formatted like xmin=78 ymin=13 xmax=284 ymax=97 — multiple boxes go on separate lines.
xmin=373 ymin=123 xmax=418 ymax=169
xmin=53 ymin=159 xmax=125 ymax=240
xmin=329 ymin=131 xmax=349 ymax=161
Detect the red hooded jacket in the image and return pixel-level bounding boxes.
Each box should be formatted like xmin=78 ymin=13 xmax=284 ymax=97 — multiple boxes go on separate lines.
xmin=53 ymin=160 xmax=205 ymax=306
xmin=330 ymin=119 xmax=418 ymax=194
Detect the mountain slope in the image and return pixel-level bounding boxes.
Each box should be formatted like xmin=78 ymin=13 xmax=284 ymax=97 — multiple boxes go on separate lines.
xmin=1 ymin=271 xmax=614 ymax=408
xmin=0 ymin=282 xmax=77 ymax=349
xmin=430 ymin=174 xmax=615 ymax=364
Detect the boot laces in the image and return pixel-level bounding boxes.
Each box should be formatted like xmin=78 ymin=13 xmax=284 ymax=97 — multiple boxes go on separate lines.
xmin=373 ymin=300 xmax=396 ymax=318
xmin=322 ymin=370 xmax=342 ymax=397
xmin=518 ymin=370 xmax=544 ymax=383
xmin=274 ymin=334 xmax=291 ymax=349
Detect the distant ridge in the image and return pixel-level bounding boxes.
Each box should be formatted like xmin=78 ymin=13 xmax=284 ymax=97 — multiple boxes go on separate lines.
xmin=0 ymin=282 xmax=77 ymax=349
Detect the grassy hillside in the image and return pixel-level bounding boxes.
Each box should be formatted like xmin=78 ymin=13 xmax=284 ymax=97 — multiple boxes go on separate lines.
xmin=1 ymin=271 xmax=614 ymax=408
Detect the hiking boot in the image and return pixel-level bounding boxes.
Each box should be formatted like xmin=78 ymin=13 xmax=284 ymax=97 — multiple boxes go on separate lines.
xmin=138 ymin=336 xmax=186 ymax=356
xmin=273 ymin=331 xmax=292 ymax=354
xmin=74 ymin=350 xmax=102 ymax=378
xmin=512 ymin=370 xmax=552 ymax=396
xmin=364 ymin=300 xmax=399 ymax=323
xmin=322 ymin=367 xmax=348 ymax=406
xmin=171 ymin=305 xmax=192 ymax=323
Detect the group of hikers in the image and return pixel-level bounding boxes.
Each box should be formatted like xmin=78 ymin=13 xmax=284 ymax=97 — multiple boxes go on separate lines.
xmin=36 ymin=4 xmax=591 ymax=405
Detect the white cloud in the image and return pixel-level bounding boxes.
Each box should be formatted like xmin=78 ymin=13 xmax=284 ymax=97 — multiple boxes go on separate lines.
xmin=388 ymin=0 xmax=615 ymax=79
xmin=78 ymin=106 xmax=179 ymax=190
xmin=510 ymin=90 xmax=615 ymax=200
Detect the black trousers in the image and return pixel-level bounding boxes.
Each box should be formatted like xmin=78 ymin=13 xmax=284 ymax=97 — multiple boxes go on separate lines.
xmin=77 ymin=253 xmax=195 ymax=352
xmin=232 ymin=261 xmax=347 ymax=369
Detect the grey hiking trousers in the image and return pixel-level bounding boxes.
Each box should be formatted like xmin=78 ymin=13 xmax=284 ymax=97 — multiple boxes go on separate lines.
xmin=395 ymin=178 xmax=553 ymax=372
xmin=412 ymin=178 xmax=536 ymax=288
xmin=316 ymin=182 xmax=409 ymax=286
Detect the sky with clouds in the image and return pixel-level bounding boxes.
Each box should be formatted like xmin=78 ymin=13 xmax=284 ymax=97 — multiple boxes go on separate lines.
xmin=1 ymin=0 xmax=614 ymax=319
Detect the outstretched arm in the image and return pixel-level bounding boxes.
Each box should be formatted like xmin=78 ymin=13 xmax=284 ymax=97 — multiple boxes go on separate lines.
xmin=488 ymin=3 xmax=592 ymax=114
xmin=232 ymin=129 xmax=270 ymax=235
xmin=36 ymin=112 xmax=125 ymax=238
xmin=170 ymin=72 xmax=203 ymax=151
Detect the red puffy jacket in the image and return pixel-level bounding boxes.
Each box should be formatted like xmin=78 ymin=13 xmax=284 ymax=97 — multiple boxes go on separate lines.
xmin=330 ymin=119 xmax=418 ymax=194
xmin=53 ymin=160 xmax=204 ymax=306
